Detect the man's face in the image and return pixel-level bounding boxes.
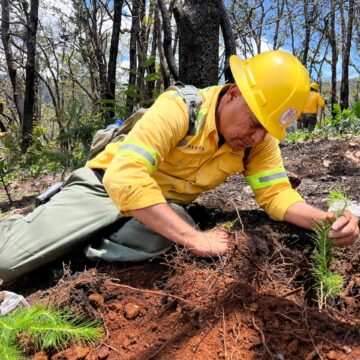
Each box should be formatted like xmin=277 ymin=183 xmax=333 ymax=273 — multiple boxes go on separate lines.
xmin=217 ymin=86 xmax=267 ymax=150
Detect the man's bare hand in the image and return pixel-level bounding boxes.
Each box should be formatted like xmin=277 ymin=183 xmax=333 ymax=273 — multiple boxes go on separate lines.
xmin=188 ymin=228 xmax=229 ymax=257
xmin=325 ymin=210 xmax=359 ymax=247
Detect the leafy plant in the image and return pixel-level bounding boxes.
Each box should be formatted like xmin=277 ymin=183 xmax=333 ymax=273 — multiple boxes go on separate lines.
xmin=284 ymin=101 xmax=360 ymax=145
xmin=311 ymin=188 xmax=349 ymax=308
xmin=0 ymin=306 xmax=102 ymax=359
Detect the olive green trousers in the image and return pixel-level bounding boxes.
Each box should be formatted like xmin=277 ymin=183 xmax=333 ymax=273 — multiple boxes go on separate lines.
xmin=0 ymin=167 xmax=195 ymax=282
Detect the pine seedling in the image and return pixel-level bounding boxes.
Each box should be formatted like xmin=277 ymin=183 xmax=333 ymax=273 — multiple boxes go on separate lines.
xmin=0 ymin=305 xmax=102 ymax=359
xmin=311 ymin=188 xmax=349 ymax=308
xmin=327 ymin=188 xmax=350 ymax=217
xmin=0 ymin=331 xmax=22 ymax=360
xmin=218 ymin=218 xmax=238 ymax=231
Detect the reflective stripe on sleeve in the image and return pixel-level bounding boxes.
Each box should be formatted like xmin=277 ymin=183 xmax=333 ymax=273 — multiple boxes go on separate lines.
xmin=245 ymin=167 xmax=289 ymax=190
xmin=118 ymin=142 xmax=157 ymax=173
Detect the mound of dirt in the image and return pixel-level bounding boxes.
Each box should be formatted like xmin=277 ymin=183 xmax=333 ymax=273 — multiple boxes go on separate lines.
xmin=2 ymin=137 xmax=360 ymax=359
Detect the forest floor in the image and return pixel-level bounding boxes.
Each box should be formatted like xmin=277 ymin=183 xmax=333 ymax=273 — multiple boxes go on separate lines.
xmin=1 ymin=137 xmax=360 ymax=360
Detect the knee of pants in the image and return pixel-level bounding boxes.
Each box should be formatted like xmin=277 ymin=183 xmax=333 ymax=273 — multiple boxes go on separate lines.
xmin=0 ymin=254 xmax=21 ymax=283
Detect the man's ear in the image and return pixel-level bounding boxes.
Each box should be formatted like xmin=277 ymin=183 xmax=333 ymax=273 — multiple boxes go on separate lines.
xmin=226 ymin=84 xmax=241 ymax=101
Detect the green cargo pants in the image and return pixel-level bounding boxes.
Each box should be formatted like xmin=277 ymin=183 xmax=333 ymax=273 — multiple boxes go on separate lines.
xmin=0 ymin=167 xmax=196 ymax=282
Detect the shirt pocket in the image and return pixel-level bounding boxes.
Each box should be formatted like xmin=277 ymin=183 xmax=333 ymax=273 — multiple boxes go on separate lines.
xmin=164 ymin=150 xmax=204 ymax=169
xmin=217 ymin=158 xmax=244 ymax=176
xmin=194 ymin=158 xmax=243 ymax=190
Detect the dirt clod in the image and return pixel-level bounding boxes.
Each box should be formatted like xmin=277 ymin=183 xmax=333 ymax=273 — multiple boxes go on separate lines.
xmin=327 ymin=350 xmax=340 ymax=359
xmin=97 ymin=347 xmax=110 ymax=359
xmin=88 ymin=293 xmax=105 ymax=308
xmin=287 ymin=338 xmax=299 ymax=353
xmin=32 ymin=352 xmax=49 ymax=360
xmin=342 ymin=345 xmax=352 ymax=354
xmin=124 ymin=302 xmax=141 ymax=319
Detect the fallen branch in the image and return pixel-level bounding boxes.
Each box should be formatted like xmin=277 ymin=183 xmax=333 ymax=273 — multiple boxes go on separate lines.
xmin=107 ymin=279 xmax=190 ymax=304
xmin=251 ymin=314 xmax=274 ymax=359
xmin=282 ymin=286 xmax=303 ymax=298
xmin=221 ymin=306 xmax=227 ymax=359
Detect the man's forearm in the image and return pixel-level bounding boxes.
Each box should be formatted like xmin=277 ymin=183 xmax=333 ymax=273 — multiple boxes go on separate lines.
xmin=283 ymin=201 xmax=328 ymax=229
xmin=129 ymin=203 xmax=229 ymax=257
xmin=284 ymin=201 xmax=359 ymax=247
xmin=129 ymin=203 xmax=199 ymax=247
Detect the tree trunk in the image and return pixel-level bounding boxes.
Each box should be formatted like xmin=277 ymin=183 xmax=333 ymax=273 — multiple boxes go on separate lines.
xmin=91 ymin=0 xmax=107 ymax=101
xmin=107 ymin=0 xmax=123 ymax=118
xmin=273 ymin=0 xmax=285 ymax=50
xmin=218 ymin=0 xmax=236 ymax=83
xmin=302 ymin=0 xmax=311 ymax=66
xmin=22 ymin=0 xmax=39 ymax=154
xmin=137 ymin=0 xmax=150 ymax=105
xmin=1 ymin=0 xmax=24 ymax=123
xmin=174 ymin=0 xmax=221 ymax=87
xmin=329 ymin=0 xmax=338 ymax=115
xmin=147 ymin=2 xmax=158 ymax=99
xmin=340 ymin=0 xmax=354 ymax=110
xmin=155 ymin=2 xmax=171 ymax=90
xmin=284 ymin=0 xmax=296 ymax=55
xmin=126 ymin=0 xmax=141 ymax=110
xmin=158 ymin=0 xmax=179 ymax=80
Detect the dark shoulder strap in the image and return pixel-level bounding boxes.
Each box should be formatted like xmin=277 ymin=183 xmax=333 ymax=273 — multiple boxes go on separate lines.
xmin=167 ymin=81 xmax=202 ymax=136
xmin=243 ymin=147 xmax=252 ymax=163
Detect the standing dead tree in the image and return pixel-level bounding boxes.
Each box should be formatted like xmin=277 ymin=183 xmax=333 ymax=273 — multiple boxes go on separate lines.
xmin=328 ymin=0 xmax=338 ymax=115
xmin=22 ymin=0 xmax=39 ymax=153
xmin=1 ymin=0 xmax=25 ymax=124
xmin=159 ymin=0 xmax=236 ymax=88
xmin=339 ymin=0 xmax=355 ymax=110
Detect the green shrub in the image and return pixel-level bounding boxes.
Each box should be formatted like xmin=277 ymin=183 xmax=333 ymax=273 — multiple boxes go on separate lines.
xmin=284 ymin=101 xmax=360 ymax=145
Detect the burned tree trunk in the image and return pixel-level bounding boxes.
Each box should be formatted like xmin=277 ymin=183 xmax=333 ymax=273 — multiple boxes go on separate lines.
xmin=340 ymin=0 xmax=354 ymax=110
xmin=126 ymin=0 xmax=141 ymax=110
xmin=107 ymin=0 xmax=123 ymax=118
xmin=329 ymin=0 xmax=338 ymax=115
xmin=1 ymin=0 xmax=24 ymax=123
xmin=22 ymin=0 xmax=39 ymax=153
xmin=174 ymin=0 xmax=221 ymax=87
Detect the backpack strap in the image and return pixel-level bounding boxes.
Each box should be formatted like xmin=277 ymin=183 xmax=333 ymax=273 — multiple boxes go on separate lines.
xmin=167 ymin=81 xmax=202 ymax=136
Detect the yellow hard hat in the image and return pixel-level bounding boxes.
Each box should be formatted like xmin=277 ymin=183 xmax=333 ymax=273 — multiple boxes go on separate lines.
xmin=230 ymin=50 xmax=310 ymax=140
xmin=310 ymin=82 xmax=320 ymax=91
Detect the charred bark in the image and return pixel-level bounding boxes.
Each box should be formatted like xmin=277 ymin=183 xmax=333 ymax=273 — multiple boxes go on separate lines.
xmin=22 ymin=0 xmax=39 ymax=153
xmin=106 ymin=0 xmax=123 ymax=118
xmin=1 ymin=0 xmax=24 ymax=123
xmin=126 ymin=0 xmax=141 ymax=110
xmin=217 ymin=0 xmax=236 ymax=83
xmin=174 ymin=0 xmax=221 ymax=87
xmin=329 ymin=0 xmax=338 ymax=115
xmin=340 ymin=0 xmax=354 ymax=110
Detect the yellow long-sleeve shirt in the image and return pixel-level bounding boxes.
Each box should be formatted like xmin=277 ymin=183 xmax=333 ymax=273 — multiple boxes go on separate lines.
xmin=87 ymin=85 xmax=304 ymax=220
xmin=302 ymin=91 xmax=325 ymax=114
